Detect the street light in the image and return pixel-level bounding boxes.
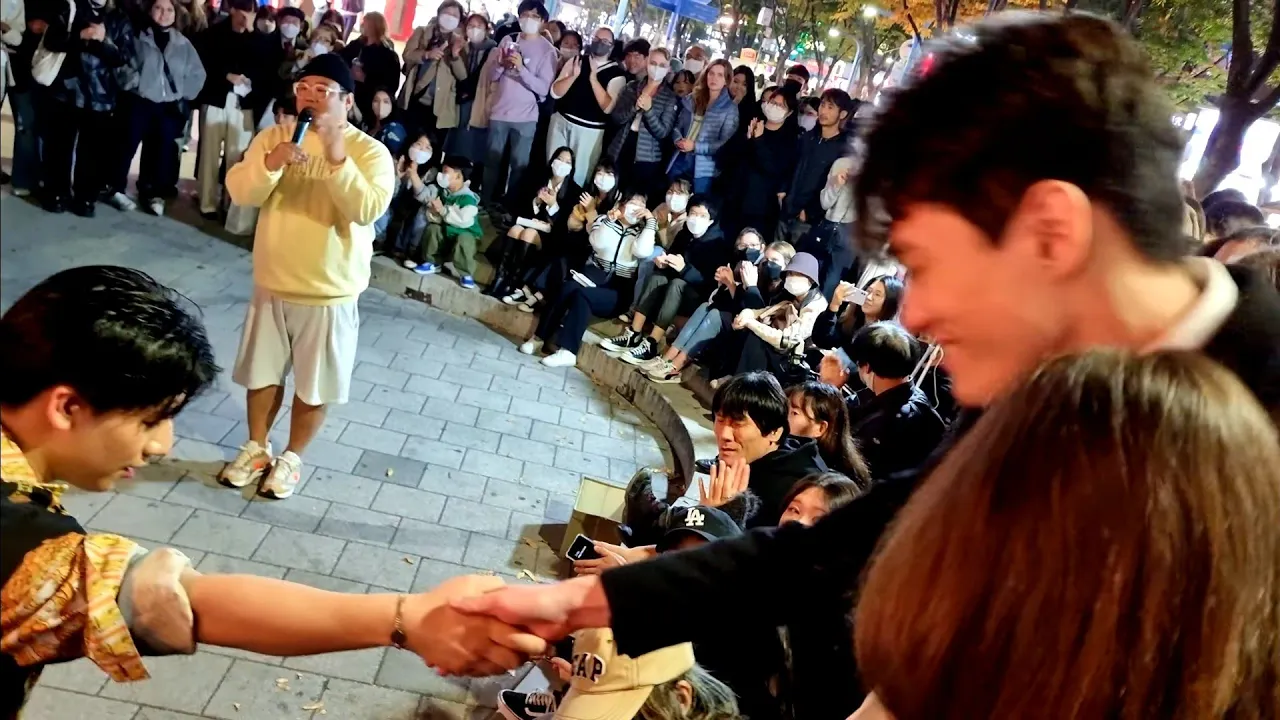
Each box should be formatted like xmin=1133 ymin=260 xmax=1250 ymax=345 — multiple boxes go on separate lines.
xmin=862 ymin=5 xmax=879 ymax=18
xmin=719 ymin=14 xmax=735 ymax=24
xmin=828 ymin=26 xmax=840 ymax=37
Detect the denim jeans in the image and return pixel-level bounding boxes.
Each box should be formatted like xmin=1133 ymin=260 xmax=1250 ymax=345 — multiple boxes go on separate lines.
xmin=8 ymin=89 xmax=42 ymax=192
xmin=484 ymin=119 xmax=537 ymax=208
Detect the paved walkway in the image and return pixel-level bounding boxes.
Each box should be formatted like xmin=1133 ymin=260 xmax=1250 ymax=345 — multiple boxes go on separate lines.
xmin=0 ymin=194 xmax=672 ymax=720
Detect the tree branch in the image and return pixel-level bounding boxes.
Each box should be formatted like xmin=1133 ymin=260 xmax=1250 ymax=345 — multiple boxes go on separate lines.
xmin=1253 ymin=82 xmax=1280 ymax=114
xmin=1246 ymin=0 xmax=1280 ymax=96
xmin=1227 ymin=0 xmax=1253 ymax=93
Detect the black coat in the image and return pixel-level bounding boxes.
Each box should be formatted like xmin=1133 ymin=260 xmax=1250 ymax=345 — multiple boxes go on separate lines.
xmin=193 ymin=19 xmax=274 ymax=113
xmin=782 ymin=128 xmax=851 ymax=222
xmin=663 ymin=223 xmax=731 ymax=295
xmin=41 ymin=2 xmax=133 ymax=111
xmin=599 ymin=264 xmax=1280 ymax=719
xmin=340 ymin=39 xmax=401 ymax=116
xmin=847 ymin=382 xmax=946 ymax=480
xmin=746 ymin=436 xmax=828 ymax=528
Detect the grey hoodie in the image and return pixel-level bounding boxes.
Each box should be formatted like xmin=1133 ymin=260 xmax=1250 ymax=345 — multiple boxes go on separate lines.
xmin=121 ymin=26 xmax=205 ymax=104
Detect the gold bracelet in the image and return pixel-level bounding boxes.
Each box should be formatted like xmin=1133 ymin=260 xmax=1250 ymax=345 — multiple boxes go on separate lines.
xmin=391 ymin=594 xmax=408 ymax=649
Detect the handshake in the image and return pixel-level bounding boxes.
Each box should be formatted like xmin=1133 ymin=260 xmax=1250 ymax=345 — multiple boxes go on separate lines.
xmin=412 ymin=574 xmax=602 ymax=677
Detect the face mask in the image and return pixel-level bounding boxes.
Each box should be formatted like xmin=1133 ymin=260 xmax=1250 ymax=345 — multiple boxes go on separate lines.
xmin=519 ymin=17 xmax=542 ymax=35
xmin=798 ymin=115 xmax=817 ymax=131
xmin=589 ymin=38 xmax=612 ymax=57
xmin=683 ymin=58 xmax=704 ymax=74
xmin=736 ymin=247 xmax=761 ymax=263
xmin=648 ymin=64 xmax=668 ymax=83
xmin=551 ymin=159 xmax=572 ymax=178
xmin=623 ymin=205 xmax=642 ymax=224
xmin=666 ymin=193 xmax=688 ymax=212
xmin=467 ymin=27 xmax=486 ymax=43
xmin=437 ymin=171 xmax=451 ymax=187
xmin=560 ymin=46 xmax=579 ymax=59
xmin=685 ymin=216 xmax=710 ymax=237
xmin=762 ymin=104 xmax=788 ymax=124
xmin=761 ymin=260 xmax=783 ymax=283
xmin=374 ymin=104 xmax=392 ymax=119
xmin=410 ymin=148 xmax=432 ymax=165
xmin=437 ymin=14 xmax=459 ymax=31
xmin=784 ymin=276 xmax=812 ymax=297
xmin=311 ymin=42 xmax=329 ymax=55
xmin=595 ymin=174 xmax=615 ymax=192
xmin=280 ymin=23 xmax=300 ymax=39
xmin=258 ymin=21 xmax=275 ymax=33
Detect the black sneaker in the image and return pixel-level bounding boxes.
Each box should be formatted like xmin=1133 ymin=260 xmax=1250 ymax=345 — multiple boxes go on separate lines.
xmin=600 ymin=327 xmax=640 ymax=354
xmin=497 ymin=690 xmax=558 ymax=720
xmin=619 ymin=336 xmax=659 ymax=366
xmin=70 ymin=198 xmax=96 ymax=218
xmin=694 ymin=457 xmax=717 ymax=475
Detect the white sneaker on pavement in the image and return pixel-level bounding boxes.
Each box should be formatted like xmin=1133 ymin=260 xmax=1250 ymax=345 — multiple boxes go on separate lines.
xmin=218 ymin=440 xmax=273 ymax=488
xmin=259 ymin=451 xmax=303 ymax=499
xmin=540 ymin=348 xmax=577 ymax=367
xmin=105 ymin=192 xmax=138 ymax=211
xmin=519 ymin=338 xmax=544 ymax=355
xmin=147 ymin=198 xmax=165 ymax=216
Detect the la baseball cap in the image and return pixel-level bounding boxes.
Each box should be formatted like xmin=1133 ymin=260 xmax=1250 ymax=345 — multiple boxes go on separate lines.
xmin=656 ymin=504 xmax=741 ymax=552
xmin=554 ymin=628 xmax=695 ymax=720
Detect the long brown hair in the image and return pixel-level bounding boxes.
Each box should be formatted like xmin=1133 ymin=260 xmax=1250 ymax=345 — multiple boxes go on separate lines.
xmin=361 ymin=10 xmax=389 ymax=45
xmin=855 ymin=350 xmax=1280 ymax=719
xmin=786 ymin=382 xmax=870 ymax=487
xmin=693 ymin=58 xmax=732 ymax=115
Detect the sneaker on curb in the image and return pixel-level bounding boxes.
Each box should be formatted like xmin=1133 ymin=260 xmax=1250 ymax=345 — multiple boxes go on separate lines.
xmin=459 ymin=275 xmax=477 ymax=290
xmin=497 ymin=690 xmax=557 ymax=720
xmin=402 ymin=258 xmax=419 ymax=270
xmin=218 ymin=440 xmax=273 ymax=488
xmin=105 ymin=192 xmax=137 ymax=211
xmin=12 ymin=188 xmax=32 ymax=198
xmin=412 ymin=262 xmax=440 ymax=275
xmin=147 ymin=198 xmax=165 ymax=216
xmin=540 ymin=348 xmax=577 ymax=367
xmin=502 ymin=289 xmax=528 ymax=306
xmin=517 ymin=297 xmax=538 ymax=313
xmin=646 ymin=358 xmax=682 ymax=383
xmin=619 ymin=337 xmax=659 ymax=365
xmin=600 ymin=327 xmax=639 ymax=354
xmin=259 ymin=451 xmax=303 ymax=499
xmin=519 ymin=338 xmax=544 ymax=355
xmin=637 ymin=354 xmax=667 ymax=372
xmin=618 ymin=313 xmax=632 ymax=324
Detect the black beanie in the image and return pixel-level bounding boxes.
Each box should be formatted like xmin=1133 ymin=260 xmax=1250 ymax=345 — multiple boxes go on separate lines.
xmin=278 ymin=6 xmax=306 ymax=23
xmin=300 ymin=53 xmax=355 ymax=93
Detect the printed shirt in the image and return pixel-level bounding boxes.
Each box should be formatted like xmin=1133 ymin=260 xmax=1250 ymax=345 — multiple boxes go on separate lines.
xmin=1 ymin=430 xmax=149 ymax=718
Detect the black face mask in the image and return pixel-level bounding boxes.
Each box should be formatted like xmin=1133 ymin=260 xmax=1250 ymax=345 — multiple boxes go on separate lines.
xmin=760 ymin=260 xmax=783 ymax=283
xmin=589 ymin=38 xmax=613 ymax=57
xmin=736 ymin=247 xmax=761 ymax=263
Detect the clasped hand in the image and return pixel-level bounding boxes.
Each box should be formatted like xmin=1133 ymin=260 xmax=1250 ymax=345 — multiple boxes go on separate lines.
xmin=404 ymin=575 xmax=549 ymax=676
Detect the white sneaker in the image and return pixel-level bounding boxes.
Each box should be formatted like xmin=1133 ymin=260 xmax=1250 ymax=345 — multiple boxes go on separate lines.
xmin=403 ymin=259 xmax=418 ymax=270
xmin=259 ymin=451 xmax=303 ymax=499
xmin=519 ymin=338 xmax=544 ymax=355
xmin=105 ymin=192 xmax=137 ymax=211
xmin=218 ymin=440 xmax=273 ymax=488
xmin=12 ymin=188 xmax=31 ymax=198
xmin=646 ymin=358 xmax=683 ymax=384
xmin=147 ymin=198 xmax=165 ymax=216
xmin=637 ymin=355 xmax=667 ymax=372
xmin=502 ymin=289 xmax=529 ymax=306
xmin=540 ymin=348 xmax=577 ymax=367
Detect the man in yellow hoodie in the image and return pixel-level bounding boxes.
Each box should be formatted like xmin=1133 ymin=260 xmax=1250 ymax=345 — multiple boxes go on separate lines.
xmin=221 ymin=53 xmax=395 ymax=500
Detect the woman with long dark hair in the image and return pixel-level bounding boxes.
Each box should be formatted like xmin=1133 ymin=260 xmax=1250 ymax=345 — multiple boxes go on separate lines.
xmin=488 ymin=146 xmax=579 ymax=298
xmin=339 ymin=10 xmax=400 ymax=122
xmin=786 ymin=382 xmax=870 ymax=488
xmin=812 ymin=274 xmax=904 ymax=350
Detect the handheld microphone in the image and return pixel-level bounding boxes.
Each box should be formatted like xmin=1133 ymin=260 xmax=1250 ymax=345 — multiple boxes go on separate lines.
xmin=292 ymin=108 xmax=314 ymax=144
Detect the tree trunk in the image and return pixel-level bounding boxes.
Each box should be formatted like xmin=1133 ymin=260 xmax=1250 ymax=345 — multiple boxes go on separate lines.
xmin=1192 ymin=98 xmax=1256 ymax=196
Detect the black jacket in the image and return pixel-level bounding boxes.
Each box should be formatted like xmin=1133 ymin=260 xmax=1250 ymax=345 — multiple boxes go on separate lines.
xmin=42 ymin=2 xmax=133 ymax=111
xmin=600 ymin=264 xmax=1280 ymax=719
xmin=193 ymin=19 xmax=274 ymax=112
xmin=847 ymin=382 xmax=946 ymax=480
xmin=738 ymin=123 xmax=800 ymax=214
xmin=340 ymin=39 xmax=401 ymax=115
xmin=782 ymin=128 xmax=850 ymax=222
xmin=664 ymin=224 xmax=731 ymax=295
xmin=746 ymin=436 xmax=828 ymax=528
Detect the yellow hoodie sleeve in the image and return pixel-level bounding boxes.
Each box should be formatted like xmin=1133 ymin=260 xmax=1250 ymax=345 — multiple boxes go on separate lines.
xmin=324 ymin=134 xmax=396 ymax=227
xmin=226 ymin=128 xmax=285 ymax=208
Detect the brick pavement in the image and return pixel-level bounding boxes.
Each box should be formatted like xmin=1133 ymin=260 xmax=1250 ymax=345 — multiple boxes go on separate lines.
xmin=0 ymin=194 xmax=673 ymax=720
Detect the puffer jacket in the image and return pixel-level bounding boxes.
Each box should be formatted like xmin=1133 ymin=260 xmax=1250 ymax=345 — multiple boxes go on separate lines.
xmin=41 ymin=0 xmax=133 ymax=111
xmin=669 ymin=89 xmax=738 ymax=179
xmin=606 ymin=77 xmax=678 ymax=164
xmin=119 ymin=25 xmax=205 ymax=106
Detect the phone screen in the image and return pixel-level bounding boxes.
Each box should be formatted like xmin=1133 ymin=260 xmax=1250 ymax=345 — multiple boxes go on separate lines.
xmin=567 ymin=534 xmax=601 ymax=561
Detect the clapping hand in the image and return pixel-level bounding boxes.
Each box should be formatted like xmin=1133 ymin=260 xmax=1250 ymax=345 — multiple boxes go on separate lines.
xmin=733 ymin=308 xmax=754 ymax=330
xmin=675 ymin=137 xmax=694 ymax=153
xmin=537 ymin=187 xmax=555 ymax=205
xmin=699 ymin=459 xmax=750 ymax=507
xmin=636 ymin=93 xmax=653 ymax=112
xmin=578 ymin=191 xmax=592 ymax=208
xmin=833 ymin=169 xmax=850 ymax=188
xmin=396 ymin=157 xmax=408 ymax=178
xmin=714 ymin=265 xmax=735 ymax=287
xmin=747 ymin=118 xmax=764 ymax=139
xmin=560 ymin=56 xmax=581 ymax=80
xmin=426 ymin=43 xmax=446 ymax=60
xmin=429 ymin=197 xmax=445 ymax=214
xmin=406 ymin=575 xmax=549 ymax=676
xmin=739 ymin=261 xmax=759 ymax=287
xmin=664 ymin=254 xmax=686 ymax=272
xmin=80 ymin=23 xmax=105 ymax=41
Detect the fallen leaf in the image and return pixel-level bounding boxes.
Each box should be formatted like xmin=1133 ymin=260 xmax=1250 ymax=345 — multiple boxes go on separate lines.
xmin=386 ymin=468 xmax=395 ymax=477
xmin=295 ymin=672 xmax=303 ymax=679
xmin=517 ymin=569 xmax=543 ymax=583
xmin=302 ymin=701 xmax=325 ymax=711
xmin=233 ymin=702 xmax=241 ymax=712
xmin=520 ymin=538 xmax=539 ymax=548
xmin=402 ymin=556 xmax=415 ymax=565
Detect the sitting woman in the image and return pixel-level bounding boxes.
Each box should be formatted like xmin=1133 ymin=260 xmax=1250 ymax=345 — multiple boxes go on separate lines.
xmin=732 ymin=252 xmax=827 ymax=384
xmin=812 ymin=273 xmax=904 ymax=351
xmin=603 ymin=196 xmax=729 ymax=367
xmin=359 ymin=87 xmax=409 ymax=157
xmin=854 ymin=351 xmax=1280 ymax=719
xmin=518 ymin=191 xmax=656 ymax=368
xmin=503 ymin=159 xmax=622 ymax=313
xmin=376 ymin=133 xmax=438 ymax=263
xmin=643 ymin=235 xmax=794 ymax=384
xmin=786 ymin=382 xmax=869 ymax=488
xmin=623 ymin=178 xmax=693 ymax=319
xmin=487 ymin=147 xmax=579 ymax=299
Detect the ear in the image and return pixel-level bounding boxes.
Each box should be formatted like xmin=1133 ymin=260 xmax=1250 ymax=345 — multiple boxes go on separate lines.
xmin=1004 ymin=180 xmax=1092 ymax=279
xmin=674 ymin=679 xmax=694 ymax=712
xmin=817 ymin=420 xmax=829 ymax=438
xmin=43 ymin=386 xmax=80 ymax=432
xmin=765 ymin=424 xmax=784 ymax=444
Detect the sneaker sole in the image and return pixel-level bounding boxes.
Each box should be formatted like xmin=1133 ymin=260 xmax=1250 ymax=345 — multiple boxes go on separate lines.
xmin=517 ymin=305 xmax=535 ymax=313
xmin=257 ymin=483 xmax=297 ymax=499
xmin=648 ymin=373 xmax=683 ymax=384
xmin=413 ymin=269 xmax=440 ymax=275
xmin=620 ymin=353 xmax=656 ymax=366
xmin=217 ymin=466 xmax=268 ymax=489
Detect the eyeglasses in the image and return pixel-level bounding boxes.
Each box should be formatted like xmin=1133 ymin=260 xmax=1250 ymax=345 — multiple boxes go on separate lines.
xmin=293 ymin=81 xmax=344 ymax=99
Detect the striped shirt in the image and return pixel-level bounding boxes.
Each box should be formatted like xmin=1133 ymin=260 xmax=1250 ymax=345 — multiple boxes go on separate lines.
xmin=588 ymin=216 xmax=658 ymax=278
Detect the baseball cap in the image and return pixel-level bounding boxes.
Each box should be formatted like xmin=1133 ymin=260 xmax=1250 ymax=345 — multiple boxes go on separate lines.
xmin=657 ymin=504 xmax=741 ymax=552
xmin=555 ymin=628 xmax=695 ymax=720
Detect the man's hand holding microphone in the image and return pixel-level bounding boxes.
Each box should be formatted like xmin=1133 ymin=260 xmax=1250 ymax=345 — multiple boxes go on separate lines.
xmin=266 ymin=106 xmax=348 ymax=172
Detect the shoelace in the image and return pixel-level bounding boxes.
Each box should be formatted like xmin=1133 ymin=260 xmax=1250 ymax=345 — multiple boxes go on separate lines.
xmin=527 ymin=692 xmax=557 ymax=711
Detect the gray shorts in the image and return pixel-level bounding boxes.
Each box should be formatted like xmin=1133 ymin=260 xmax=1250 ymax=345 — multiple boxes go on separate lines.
xmin=232 ymin=288 xmax=360 ymax=406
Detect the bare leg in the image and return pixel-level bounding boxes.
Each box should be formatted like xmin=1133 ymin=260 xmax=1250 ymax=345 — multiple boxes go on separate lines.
xmin=651 ymin=326 xmax=667 ymax=341
xmin=519 ymin=228 xmax=540 ymax=245
xmin=662 ymin=346 xmax=681 ymax=361
xmin=247 ymin=386 xmax=285 ymax=446
xmin=631 ymin=312 xmax=648 ymax=333
xmin=670 ymin=350 xmax=689 ymax=370
xmin=505 ymin=226 xmax=523 ymax=239
xmin=285 ymin=396 xmax=327 ymax=456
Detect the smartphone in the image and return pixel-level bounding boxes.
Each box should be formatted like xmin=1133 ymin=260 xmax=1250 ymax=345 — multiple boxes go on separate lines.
xmin=849 ymin=287 xmax=869 ymax=305
xmin=566 ymin=534 xmax=601 ymax=561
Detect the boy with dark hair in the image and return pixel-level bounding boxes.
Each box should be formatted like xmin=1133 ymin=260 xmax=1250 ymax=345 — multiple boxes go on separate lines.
xmin=779 ymin=88 xmax=853 ymax=244
xmin=784 ymin=63 xmax=809 ymax=95
xmin=414 ymin=154 xmax=483 ymax=289
xmin=1204 ymin=200 xmax=1266 ymax=240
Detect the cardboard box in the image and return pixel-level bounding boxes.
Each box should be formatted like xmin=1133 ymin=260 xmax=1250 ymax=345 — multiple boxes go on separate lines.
xmin=560 ymin=475 xmax=625 ymax=557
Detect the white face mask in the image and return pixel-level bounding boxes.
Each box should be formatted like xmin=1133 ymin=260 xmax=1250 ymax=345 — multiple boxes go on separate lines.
xmin=784 ymin=276 xmax=812 ymax=297
xmin=762 ymin=104 xmax=788 ymax=124
xmin=667 ymin=193 xmax=688 ymax=212
xmin=467 ymin=27 xmax=486 ymax=43
xmin=623 ymin=204 xmax=642 ymax=224
xmin=519 ymin=17 xmax=542 ymax=35
xmin=437 ymin=171 xmax=451 ymax=187
xmin=310 ymin=42 xmax=329 ymax=55
xmin=560 ymin=46 xmax=578 ymax=59
xmin=280 ymin=23 xmax=300 ymax=39
xmin=374 ymin=104 xmax=392 ymax=119
xmin=410 ymin=148 xmax=432 ymax=165
xmin=648 ymin=64 xmax=669 ymax=83
xmin=551 ymin=159 xmax=572 ymax=178
xmin=798 ymin=115 xmax=817 ymax=131
xmin=595 ymin=174 xmax=616 ymax=192
xmin=683 ymin=58 xmax=704 ymax=74
xmin=437 ymin=13 xmax=459 ymax=31
xmin=685 ymin=215 xmax=710 ymax=237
